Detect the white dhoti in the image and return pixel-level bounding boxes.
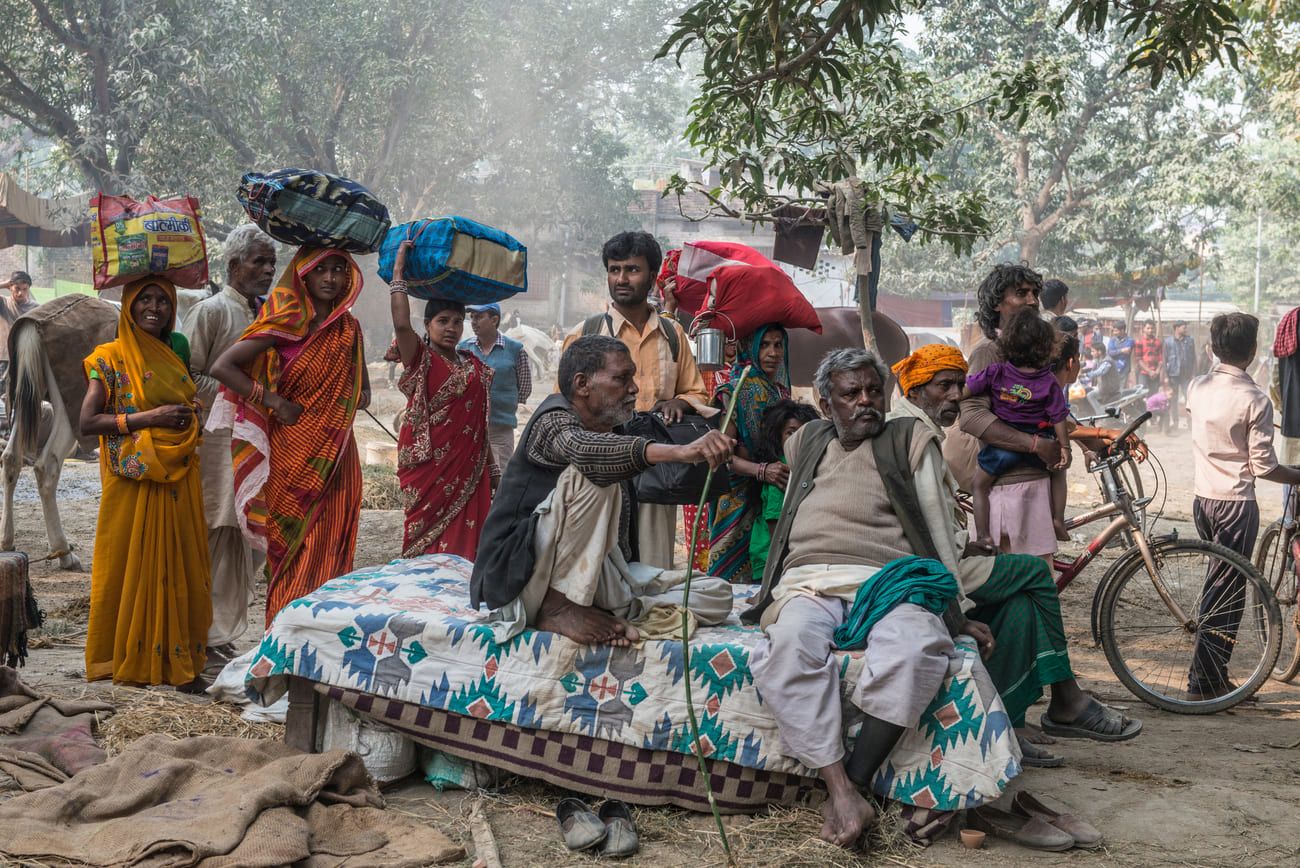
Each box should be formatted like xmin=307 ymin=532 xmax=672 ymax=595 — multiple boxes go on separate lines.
xmin=749 ymin=590 xmax=954 ymax=771
xmin=636 ymin=502 xmax=677 ymax=570
xmin=489 ymin=465 xmax=731 ymax=642
xmin=200 ymin=427 xmax=265 ymax=647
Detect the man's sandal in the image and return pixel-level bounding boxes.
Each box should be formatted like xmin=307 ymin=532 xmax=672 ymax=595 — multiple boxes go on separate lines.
xmin=1039 ymin=698 xmax=1142 ymax=742
xmin=1017 ymin=736 xmax=1064 ymax=768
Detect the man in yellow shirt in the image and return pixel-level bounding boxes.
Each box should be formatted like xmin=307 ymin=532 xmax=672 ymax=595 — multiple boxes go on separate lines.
xmin=563 ymin=231 xmax=713 ymax=568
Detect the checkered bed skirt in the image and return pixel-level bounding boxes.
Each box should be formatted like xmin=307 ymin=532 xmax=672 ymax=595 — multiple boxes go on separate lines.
xmin=318 ymin=684 xmax=818 ymax=813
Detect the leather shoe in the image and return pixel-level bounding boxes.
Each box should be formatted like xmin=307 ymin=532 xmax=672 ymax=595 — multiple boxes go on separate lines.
xmin=1012 ymin=791 xmax=1102 ymax=849
xmin=970 ymin=805 xmax=1074 ymax=851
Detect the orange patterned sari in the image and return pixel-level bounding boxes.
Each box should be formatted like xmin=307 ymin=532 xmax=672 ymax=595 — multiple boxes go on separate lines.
xmin=210 ymin=248 xmax=364 ymax=627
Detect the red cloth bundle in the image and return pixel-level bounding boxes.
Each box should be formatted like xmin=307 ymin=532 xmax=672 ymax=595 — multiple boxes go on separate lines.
xmin=658 ymin=241 xmax=821 ymax=337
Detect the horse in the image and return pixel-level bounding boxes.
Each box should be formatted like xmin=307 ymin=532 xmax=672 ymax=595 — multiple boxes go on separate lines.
xmin=0 ymin=296 xmax=119 ymax=570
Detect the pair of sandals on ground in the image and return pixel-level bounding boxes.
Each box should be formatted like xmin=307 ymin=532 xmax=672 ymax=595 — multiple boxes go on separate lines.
xmin=970 ymin=791 xmax=1103 ymax=851
xmin=556 ymin=797 xmax=639 ymax=858
xmin=1019 ymin=696 xmax=1142 ymax=767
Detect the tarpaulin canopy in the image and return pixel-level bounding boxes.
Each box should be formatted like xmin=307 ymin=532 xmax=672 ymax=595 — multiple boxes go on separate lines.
xmin=0 ymin=173 xmax=88 ymax=249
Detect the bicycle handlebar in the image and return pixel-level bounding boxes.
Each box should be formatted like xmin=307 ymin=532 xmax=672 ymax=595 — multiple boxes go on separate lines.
xmin=1096 ymin=411 xmax=1152 ymax=461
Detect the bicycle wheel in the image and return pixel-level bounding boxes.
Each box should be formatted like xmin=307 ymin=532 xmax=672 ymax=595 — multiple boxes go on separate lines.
xmin=1098 ymin=538 xmax=1281 ymax=713
xmin=1254 ymin=521 xmax=1300 ymax=682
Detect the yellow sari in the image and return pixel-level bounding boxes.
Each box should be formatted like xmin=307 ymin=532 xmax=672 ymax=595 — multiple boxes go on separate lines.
xmin=83 ymin=278 xmax=211 ymax=685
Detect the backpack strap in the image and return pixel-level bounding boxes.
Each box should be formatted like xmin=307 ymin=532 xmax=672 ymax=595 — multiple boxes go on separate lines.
xmin=656 ymin=314 xmax=681 ymax=364
xmin=582 ymin=313 xmax=612 ymax=338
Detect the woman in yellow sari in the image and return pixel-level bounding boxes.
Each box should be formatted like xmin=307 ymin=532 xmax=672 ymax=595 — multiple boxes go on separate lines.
xmin=79 ymin=278 xmax=210 ymax=686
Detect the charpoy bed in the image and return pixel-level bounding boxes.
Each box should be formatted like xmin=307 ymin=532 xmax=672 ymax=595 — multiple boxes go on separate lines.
xmin=247 ymin=554 xmax=1020 ymax=814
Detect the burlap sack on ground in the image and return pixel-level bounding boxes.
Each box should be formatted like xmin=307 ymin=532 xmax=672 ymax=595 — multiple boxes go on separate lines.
xmin=0 ymin=734 xmax=463 ymax=867
xmin=0 ymin=665 xmax=111 ymax=789
xmin=7 ymin=294 xmax=119 ymax=451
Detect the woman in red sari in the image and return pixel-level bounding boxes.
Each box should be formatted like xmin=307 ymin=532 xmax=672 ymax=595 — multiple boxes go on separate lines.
xmin=387 ymin=241 xmax=495 ymax=559
xmin=209 ymin=247 xmax=369 ymax=627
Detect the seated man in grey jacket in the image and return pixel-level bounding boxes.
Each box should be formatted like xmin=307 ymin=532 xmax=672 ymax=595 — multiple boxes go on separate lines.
xmin=471 ymin=335 xmax=734 ymax=646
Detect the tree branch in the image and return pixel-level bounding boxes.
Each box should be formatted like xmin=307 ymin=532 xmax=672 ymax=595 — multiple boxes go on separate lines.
xmin=731 ymin=1 xmax=859 ymax=89
xmin=27 ymin=0 xmax=90 ymax=52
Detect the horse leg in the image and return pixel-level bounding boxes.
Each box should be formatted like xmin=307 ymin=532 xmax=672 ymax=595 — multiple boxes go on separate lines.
xmin=0 ymin=434 xmax=21 ymax=553
xmin=31 ymin=403 xmax=80 ymax=571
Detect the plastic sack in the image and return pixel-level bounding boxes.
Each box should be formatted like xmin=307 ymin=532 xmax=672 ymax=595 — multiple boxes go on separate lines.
xmin=322 ymin=701 xmax=416 ymax=784
xmin=377 ymin=217 xmax=527 ymax=304
xmin=660 ymin=240 xmax=822 ymax=338
xmin=238 ymin=168 xmax=390 ymax=253
xmin=90 ymin=194 xmax=209 ymax=290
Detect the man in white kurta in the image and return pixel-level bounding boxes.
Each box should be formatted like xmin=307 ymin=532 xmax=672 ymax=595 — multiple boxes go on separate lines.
xmin=182 ymin=225 xmax=277 ymax=663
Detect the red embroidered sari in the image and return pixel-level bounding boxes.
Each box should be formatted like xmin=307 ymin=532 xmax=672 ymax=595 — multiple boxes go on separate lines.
xmin=397 ymin=342 xmax=494 ymax=559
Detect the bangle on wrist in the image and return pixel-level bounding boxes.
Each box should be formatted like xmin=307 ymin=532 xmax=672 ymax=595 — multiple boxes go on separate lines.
xmin=116 ymin=413 xmax=129 ymax=435
xmin=389 ymin=279 xmax=409 ymax=295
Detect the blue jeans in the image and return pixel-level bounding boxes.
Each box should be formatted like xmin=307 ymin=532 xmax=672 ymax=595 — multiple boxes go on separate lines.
xmin=977 ymin=420 xmax=1052 ymax=476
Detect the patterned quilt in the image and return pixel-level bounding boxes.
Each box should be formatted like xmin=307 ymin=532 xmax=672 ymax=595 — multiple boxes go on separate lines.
xmin=247 ymin=555 xmax=1020 ymax=811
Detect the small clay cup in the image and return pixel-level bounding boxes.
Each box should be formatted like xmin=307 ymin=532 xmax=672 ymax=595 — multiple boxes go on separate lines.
xmin=960 ymin=829 xmax=986 ymax=850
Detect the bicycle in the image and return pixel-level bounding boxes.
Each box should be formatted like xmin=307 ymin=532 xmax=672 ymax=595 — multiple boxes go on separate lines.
xmin=1052 ymin=411 xmax=1281 ymax=713
xmin=1252 ymin=484 xmax=1300 ymax=682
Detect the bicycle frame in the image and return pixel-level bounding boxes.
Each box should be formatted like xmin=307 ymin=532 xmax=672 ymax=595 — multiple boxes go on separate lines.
xmin=1056 ymin=451 xmax=1197 ymax=629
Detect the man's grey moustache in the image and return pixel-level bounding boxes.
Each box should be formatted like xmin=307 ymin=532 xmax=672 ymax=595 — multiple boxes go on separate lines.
xmin=853 ymin=409 xmax=884 ymax=421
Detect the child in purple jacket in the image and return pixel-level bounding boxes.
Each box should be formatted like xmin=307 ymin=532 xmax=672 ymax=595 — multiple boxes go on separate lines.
xmin=966 ymin=308 xmax=1071 ymax=547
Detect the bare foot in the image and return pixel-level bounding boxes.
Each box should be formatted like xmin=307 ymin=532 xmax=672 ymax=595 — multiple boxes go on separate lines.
xmin=817 ymin=762 xmax=875 ymax=848
xmin=1017 ymin=723 xmax=1057 ymax=745
xmin=820 ymin=787 xmax=874 ymax=848
xmin=536 ymin=589 xmax=627 ymax=645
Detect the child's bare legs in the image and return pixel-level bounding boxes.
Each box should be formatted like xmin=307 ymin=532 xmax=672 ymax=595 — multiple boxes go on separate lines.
xmin=1050 ymin=467 xmax=1069 ymax=541
xmin=972 ymin=468 xmax=997 ymax=548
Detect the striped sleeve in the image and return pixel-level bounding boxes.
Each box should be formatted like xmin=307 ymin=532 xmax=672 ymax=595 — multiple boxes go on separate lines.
xmin=526 ymin=409 xmax=650 ymax=486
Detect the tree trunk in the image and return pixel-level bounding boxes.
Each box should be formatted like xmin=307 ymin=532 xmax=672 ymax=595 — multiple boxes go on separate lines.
xmin=1019 ymin=227 xmax=1043 ymax=266
xmin=857 ymin=273 xmax=876 ymax=350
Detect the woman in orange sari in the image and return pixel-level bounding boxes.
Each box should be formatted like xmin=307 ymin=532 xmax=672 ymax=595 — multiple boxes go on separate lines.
xmin=209 ymin=247 xmax=369 ymax=627
xmin=79 ymin=278 xmax=210 ymax=686
xmin=387 ymin=241 xmax=495 ymax=558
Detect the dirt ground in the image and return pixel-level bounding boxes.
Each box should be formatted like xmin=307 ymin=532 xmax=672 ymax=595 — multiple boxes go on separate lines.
xmin=6 ymin=380 xmax=1300 ymax=867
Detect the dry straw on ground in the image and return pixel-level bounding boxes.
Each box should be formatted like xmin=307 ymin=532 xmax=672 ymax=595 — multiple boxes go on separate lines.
xmin=98 ymin=692 xmax=283 ymax=756
xmin=440 ymin=781 xmax=926 ymax=868
xmin=361 ymin=462 xmax=403 ymax=510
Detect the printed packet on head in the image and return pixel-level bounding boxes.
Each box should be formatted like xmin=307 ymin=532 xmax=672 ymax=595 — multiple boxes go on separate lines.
xmin=91 ymin=193 xmax=209 ymax=291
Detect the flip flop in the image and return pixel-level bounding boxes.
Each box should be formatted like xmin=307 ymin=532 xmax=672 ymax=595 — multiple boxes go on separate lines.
xmin=598 ymin=800 xmax=640 ymax=858
xmin=555 ymin=797 xmax=606 ymax=851
xmin=1012 ymin=791 xmax=1103 ymax=849
xmin=1040 ymin=698 xmax=1142 ymax=742
xmin=1017 ymin=735 xmax=1065 ymax=768
xmin=969 ymin=805 xmax=1075 ymax=852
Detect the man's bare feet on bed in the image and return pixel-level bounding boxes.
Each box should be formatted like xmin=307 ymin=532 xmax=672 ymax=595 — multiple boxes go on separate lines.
xmin=818 ymin=763 xmax=874 ymax=847
xmin=537 ymin=589 xmax=640 ymax=646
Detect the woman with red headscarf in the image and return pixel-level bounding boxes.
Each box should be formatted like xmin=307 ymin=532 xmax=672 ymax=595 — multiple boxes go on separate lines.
xmin=79 ymin=277 xmax=210 ymax=686
xmin=210 ymin=247 xmax=370 ymax=627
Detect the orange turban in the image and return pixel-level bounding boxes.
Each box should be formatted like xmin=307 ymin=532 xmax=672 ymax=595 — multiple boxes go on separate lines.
xmin=892 ymin=344 xmax=968 ymax=394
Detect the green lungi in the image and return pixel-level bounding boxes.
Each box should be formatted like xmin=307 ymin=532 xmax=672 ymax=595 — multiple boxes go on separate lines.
xmin=966 ymin=553 xmax=1074 ymax=727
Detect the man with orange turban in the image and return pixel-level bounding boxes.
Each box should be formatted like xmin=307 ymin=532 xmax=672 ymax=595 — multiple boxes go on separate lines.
xmin=888 ymin=341 xmax=1142 ymax=771
xmin=891 ymin=344 xmax=969 ymax=427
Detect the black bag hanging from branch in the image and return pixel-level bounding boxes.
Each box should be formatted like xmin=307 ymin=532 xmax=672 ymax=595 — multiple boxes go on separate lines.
xmin=623 ymin=412 xmax=729 ymax=505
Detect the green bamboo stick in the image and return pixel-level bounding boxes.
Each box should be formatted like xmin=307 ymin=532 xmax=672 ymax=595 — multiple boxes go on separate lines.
xmin=679 ymin=364 xmax=750 ymax=867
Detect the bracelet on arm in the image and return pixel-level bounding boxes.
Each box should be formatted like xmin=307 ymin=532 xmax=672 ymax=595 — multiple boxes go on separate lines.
xmin=248 ymin=381 xmax=264 ymax=404
xmin=1031 ymin=434 xmax=1039 ymax=454
xmin=116 ymin=413 xmax=129 ymax=435
xmin=389 ymin=279 xmax=409 ymax=295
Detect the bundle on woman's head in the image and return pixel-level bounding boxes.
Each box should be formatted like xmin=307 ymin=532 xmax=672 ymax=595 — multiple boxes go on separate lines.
xmin=997 ymin=306 xmax=1060 ymax=370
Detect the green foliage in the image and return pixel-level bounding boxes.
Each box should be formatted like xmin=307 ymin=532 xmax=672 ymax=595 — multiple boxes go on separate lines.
xmin=0 ymin=0 xmax=686 ymax=267
xmin=1058 ymin=0 xmax=1246 ymax=87
xmin=658 ymin=0 xmax=1253 ymax=252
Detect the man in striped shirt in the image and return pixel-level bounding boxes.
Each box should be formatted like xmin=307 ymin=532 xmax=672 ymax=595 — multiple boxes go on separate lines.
xmin=471 ymin=335 xmax=735 ymax=645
